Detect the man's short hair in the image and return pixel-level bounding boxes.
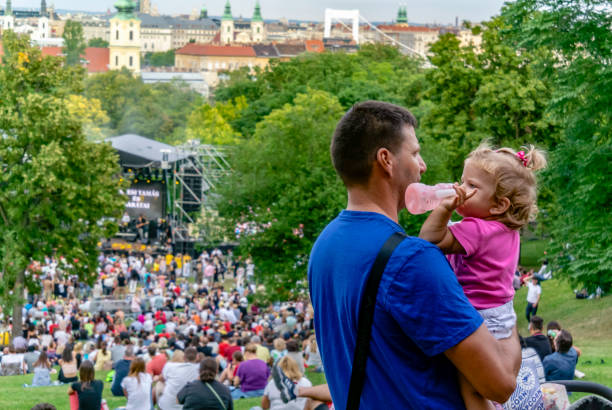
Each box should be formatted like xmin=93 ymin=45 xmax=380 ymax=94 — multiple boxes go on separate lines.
xmin=124 ymin=345 xmax=134 ymax=358
xmin=185 ymin=347 xmax=198 ymax=362
xmin=530 ymin=316 xmax=544 ymax=331
xmin=331 ymin=100 xmax=418 ymax=187
xmin=556 ymin=330 xmax=573 ymax=353
xmin=244 ymin=343 xmax=257 ymax=354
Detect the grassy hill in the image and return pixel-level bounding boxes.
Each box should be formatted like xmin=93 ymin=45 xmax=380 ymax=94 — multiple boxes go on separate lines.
xmin=514 ymin=278 xmax=612 ymax=397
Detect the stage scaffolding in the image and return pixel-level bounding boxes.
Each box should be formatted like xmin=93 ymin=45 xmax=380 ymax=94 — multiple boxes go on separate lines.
xmin=169 ymin=141 xmax=231 ymax=242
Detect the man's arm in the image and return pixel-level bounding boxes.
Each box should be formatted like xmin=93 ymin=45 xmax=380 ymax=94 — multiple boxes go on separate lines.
xmin=445 ymin=324 xmax=521 ymax=404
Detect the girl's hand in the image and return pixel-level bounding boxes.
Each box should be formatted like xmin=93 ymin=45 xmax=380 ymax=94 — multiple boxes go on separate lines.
xmin=440 ymin=184 xmax=476 ymax=212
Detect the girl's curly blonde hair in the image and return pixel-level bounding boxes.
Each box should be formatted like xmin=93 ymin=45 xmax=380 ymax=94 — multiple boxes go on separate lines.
xmin=466 ymin=143 xmax=547 ymax=230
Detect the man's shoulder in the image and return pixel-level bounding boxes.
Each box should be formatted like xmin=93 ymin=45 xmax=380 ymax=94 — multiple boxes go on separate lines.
xmin=543 ymin=352 xmax=559 ymax=364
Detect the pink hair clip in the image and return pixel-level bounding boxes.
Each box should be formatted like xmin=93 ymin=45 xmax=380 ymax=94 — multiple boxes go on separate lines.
xmin=516 ymin=151 xmax=528 ymax=167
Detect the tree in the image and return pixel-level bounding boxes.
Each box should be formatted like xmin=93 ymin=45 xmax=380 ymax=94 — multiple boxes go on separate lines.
xmin=65 ymin=95 xmax=111 ymax=141
xmin=502 ymin=0 xmax=612 ymax=291
xmin=0 ymin=32 xmax=126 ymax=338
xmin=87 ymin=38 xmax=109 ymax=48
xmin=419 ymin=19 xmax=558 ymax=180
xmin=214 ymin=44 xmax=426 ymax=137
xmin=143 ymin=50 xmax=175 ymax=67
xmin=84 ymin=71 xmax=203 ymax=142
xmin=185 ymin=97 xmax=247 ymax=145
xmin=216 ymin=90 xmax=346 ymax=300
xmin=62 ymin=20 xmax=87 ymax=66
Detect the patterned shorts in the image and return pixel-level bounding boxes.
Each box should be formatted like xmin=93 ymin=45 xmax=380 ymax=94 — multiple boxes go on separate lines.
xmin=478 ymin=301 xmax=517 ymax=339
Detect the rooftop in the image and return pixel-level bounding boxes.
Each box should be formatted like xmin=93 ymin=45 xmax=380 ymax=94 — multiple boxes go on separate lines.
xmin=176 ymin=43 xmax=256 ymax=57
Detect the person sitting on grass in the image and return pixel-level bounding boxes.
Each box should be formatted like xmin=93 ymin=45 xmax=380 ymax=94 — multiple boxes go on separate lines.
xmin=1 ymin=344 xmax=27 ymax=375
xmin=177 ymin=357 xmax=233 ymax=410
xmin=525 ymin=316 xmax=552 ymax=362
xmin=231 ymin=343 xmax=269 ymax=399
xmin=263 ymin=356 xmax=311 ymax=410
xmin=30 ymin=348 xmax=55 ymax=387
xmin=156 ymin=347 xmax=200 ymax=410
xmin=543 ymin=330 xmax=579 ymax=382
xmin=111 ymin=345 xmax=135 ymax=396
xmin=58 ymin=344 xmax=78 ymax=384
xmin=68 ymin=360 xmax=103 ymax=410
xmin=121 ymin=357 xmax=153 ymax=410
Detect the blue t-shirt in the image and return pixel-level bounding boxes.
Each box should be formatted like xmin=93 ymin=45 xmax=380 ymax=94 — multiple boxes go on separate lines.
xmin=111 ymin=359 xmax=131 ymax=396
xmin=543 ymin=348 xmax=578 ymax=381
xmin=308 ymin=211 xmax=483 ymax=409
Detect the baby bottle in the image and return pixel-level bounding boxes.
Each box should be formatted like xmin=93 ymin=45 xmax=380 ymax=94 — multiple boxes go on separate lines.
xmin=405 ymin=183 xmax=456 ymax=214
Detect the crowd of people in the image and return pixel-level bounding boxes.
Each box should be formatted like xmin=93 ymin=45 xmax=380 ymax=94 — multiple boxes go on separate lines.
xmin=0 ymin=248 xmax=328 ymax=410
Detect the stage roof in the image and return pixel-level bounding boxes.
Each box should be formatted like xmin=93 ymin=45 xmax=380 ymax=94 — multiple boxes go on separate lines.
xmin=108 ymin=134 xmax=188 ymax=168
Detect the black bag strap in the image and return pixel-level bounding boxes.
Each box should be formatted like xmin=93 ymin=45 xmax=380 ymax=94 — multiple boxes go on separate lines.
xmin=346 ymin=231 xmax=406 ymax=410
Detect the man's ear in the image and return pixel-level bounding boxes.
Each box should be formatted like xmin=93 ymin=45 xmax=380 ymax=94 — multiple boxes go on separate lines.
xmin=490 ymin=197 xmax=510 ymax=216
xmin=375 ymin=147 xmax=393 ymax=177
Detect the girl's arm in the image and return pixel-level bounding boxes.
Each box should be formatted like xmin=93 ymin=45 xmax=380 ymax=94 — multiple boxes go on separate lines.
xmin=261 ymin=395 xmax=271 ymax=409
xmin=419 ymin=185 xmax=474 ymax=254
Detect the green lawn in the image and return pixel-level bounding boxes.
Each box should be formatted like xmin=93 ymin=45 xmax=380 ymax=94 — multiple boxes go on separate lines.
xmin=520 ymin=238 xmax=548 ymax=268
xmin=514 ymin=278 xmax=612 ymax=399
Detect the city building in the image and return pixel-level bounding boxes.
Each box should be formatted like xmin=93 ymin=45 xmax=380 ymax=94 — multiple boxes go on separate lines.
xmin=141 ymin=71 xmax=209 ymax=96
xmin=219 ymin=0 xmax=266 ymax=45
xmin=109 ymin=0 xmax=141 ymax=74
xmin=81 ymin=12 xmax=218 ymax=54
xmin=40 ymin=46 xmax=110 ymax=74
xmin=175 ymin=43 xmax=260 ymax=72
xmin=375 ymin=7 xmax=440 ymax=57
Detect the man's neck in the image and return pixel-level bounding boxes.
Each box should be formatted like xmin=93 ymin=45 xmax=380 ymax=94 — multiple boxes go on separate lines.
xmin=346 ymin=184 xmax=399 ymax=223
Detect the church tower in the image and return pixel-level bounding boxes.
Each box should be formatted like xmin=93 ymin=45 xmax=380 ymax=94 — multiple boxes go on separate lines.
xmin=139 ymin=0 xmax=150 ymax=14
xmin=251 ymin=0 xmax=264 ymax=43
xmin=220 ymin=0 xmax=234 ymax=45
xmin=1 ymin=0 xmax=14 ymax=31
xmin=109 ymin=0 xmax=141 ymax=75
xmin=397 ymin=5 xmax=408 ymax=25
xmin=200 ymin=4 xmax=208 ymax=20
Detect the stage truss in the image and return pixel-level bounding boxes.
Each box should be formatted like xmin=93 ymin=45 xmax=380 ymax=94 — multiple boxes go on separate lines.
xmin=170 ymin=141 xmax=231 ymax=242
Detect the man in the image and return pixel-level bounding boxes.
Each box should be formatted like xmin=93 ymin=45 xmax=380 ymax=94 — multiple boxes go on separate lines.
xmin=23 ymin=345 xmax=40 ymax=373
xmin=115 ymin=270 xmax=128 ymax=299
xmin=308 ymin=101 xmax=521 ymax=408
xmin=157 ymin=346 xmax=200 ymax=410
xmin=110 ymin=337 xmax=126 ymax=365
xmin=145 ymin=344 xmax=167 ymax=376
xmin=250 ymin=335 xmax=271 ymax=364
xmin=232 ymin=343 xmax=269 ymax=399
xmin=525 ymin=316 xmax=552 ymax=362
xmin=543 ymin=330 xmax=579 ymax=381
xmin=111 ymin=345 xmax=134 ymax=396
xmin=526 ymin=275 xmax=542 ymax=322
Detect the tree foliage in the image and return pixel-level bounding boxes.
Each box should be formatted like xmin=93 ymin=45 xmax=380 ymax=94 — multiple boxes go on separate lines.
xmin=0 ymin=32 xmax=126 ymax=336
xmin=501 ymin=0 xmax=612 ymax=291
xmin=65 ymin=94 xmax=111 ymax=141
xmin=143 ymin=50 xmax=176 ymax=67
xmin=215 ymin=44 xmax=427 ymax=138
xmin=84 ymin=70 xmax=203 ymax=142
xmin=419 ymin=19 xmax=558 ymax=180
xmin=184 ymin=97 xmax=247 ymax=145
xmin=216 ymin=91 xmax=346 ymax=300
xmin=87 ymin=38 xmax=109 ymax=48
xmin=62 ymin=20 xmax=87 ymax=66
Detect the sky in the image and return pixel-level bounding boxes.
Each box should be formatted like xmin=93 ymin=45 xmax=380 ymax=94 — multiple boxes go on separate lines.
xmin=12 ymin=0 xmax=509 ymax=25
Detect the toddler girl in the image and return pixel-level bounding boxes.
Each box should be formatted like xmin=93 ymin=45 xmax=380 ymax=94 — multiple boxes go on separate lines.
xmin=419 ymin=144 xmax=546 ymax=409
